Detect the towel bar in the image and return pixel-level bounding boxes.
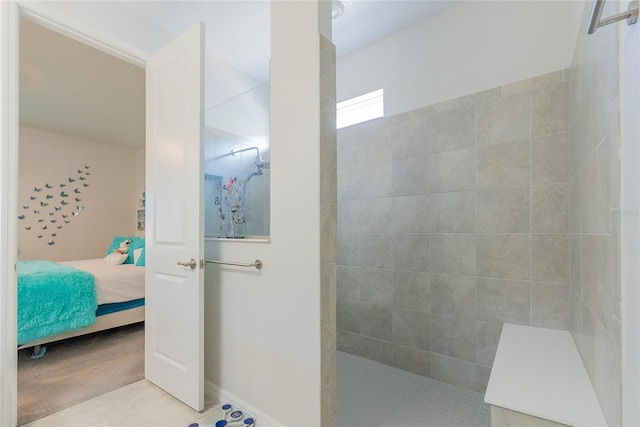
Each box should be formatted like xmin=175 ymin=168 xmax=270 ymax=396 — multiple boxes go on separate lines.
xmin=205 ymin=259 xmax=263 ymax=270
xmin=588 ymin=0 xmax=638 ymax=34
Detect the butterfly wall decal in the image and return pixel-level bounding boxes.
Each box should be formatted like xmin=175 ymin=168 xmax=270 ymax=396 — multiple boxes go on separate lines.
xmin=21 ymin=165 xmax=91 ymax=246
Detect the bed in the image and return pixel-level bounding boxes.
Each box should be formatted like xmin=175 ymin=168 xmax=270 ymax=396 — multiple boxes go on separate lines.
xmin=17 ymin=239 xmax=146 ymax=356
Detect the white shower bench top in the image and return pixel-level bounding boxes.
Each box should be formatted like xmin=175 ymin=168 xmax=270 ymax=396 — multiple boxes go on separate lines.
xmin=484 ymin=324 xmax=607 ymax=427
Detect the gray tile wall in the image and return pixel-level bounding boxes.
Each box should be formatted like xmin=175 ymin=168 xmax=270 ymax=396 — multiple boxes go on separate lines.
xmin=569 ymin=3 xmax=621 ymax=426
xmin=319 ymin=35 xmax=337 ymax=427
xmin=337 ymin=69 xmax=569 ymax=394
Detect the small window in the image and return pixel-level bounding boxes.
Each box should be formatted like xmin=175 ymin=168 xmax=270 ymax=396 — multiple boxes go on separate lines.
xmin=336 ymin=89 xmax=384 ymax=129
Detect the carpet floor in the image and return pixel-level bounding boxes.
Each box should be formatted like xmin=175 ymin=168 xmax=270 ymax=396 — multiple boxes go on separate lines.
xmin=17 ymin=322 xmax=144 ymax=426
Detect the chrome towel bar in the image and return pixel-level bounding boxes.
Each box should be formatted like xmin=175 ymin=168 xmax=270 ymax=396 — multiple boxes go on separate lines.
xmin=205 ymin=259 xmax=263 ymax=270
xmin=588 ymin=0 xmax=638 ymax=34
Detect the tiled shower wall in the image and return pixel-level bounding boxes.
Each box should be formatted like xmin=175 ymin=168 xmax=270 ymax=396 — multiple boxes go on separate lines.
xmin=336 ymin=70 xmax=569 ymax=393
xmin=319 ymin=34 xmax=337 ymax=427
xmin=569 ymin=2 xmax=621 ymax=426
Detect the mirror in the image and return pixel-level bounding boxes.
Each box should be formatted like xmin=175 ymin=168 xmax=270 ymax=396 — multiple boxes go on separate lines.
xmin=204 ymin=84 xmax=270 ymax=239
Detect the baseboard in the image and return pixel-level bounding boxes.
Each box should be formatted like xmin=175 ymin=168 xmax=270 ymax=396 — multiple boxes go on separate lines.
xmin=205 ymin=380 xmax=284 ymax=427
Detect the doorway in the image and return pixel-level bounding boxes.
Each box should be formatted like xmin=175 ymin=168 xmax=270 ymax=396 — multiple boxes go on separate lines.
xmin=16 ymin=16 xmax=145 ymax=425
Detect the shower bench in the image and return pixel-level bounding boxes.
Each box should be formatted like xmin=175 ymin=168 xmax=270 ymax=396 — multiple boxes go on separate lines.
xmin=484 ymin=324 xmax=607 ymax=427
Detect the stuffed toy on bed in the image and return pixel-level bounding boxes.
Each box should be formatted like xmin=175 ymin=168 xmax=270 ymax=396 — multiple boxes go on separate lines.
xmin=103 ymin=239 xmax=132 ymax=264
xmin=114 ymin=239 xmax=132 ymax=254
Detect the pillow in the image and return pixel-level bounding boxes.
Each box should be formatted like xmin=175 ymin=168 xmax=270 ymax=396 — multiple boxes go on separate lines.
xmin=133 ymin=248 xmax=143 ymax=265
xmin=136 ymin=248 xmax=145 ymax=267
xmin=129 ymin=237 xmax=145 ymax=264
xmin=103 ymin=252 xmax=128 ymax=265
xmin=105 ymin=236 xmax=145 ymax=264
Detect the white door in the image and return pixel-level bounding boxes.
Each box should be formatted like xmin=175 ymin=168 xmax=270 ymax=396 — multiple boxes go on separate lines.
xmin=145 ymin=22 xmax=205 ymax=411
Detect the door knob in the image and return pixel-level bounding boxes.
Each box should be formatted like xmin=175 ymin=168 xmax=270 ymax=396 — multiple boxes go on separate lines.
xmin=177 ymin=258 xmax=197 ymax=270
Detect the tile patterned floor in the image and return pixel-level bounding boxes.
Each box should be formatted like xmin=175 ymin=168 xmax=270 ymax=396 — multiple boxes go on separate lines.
xmin=336 ymin=351 xmax=491 ymax=427
xmin=23 ymin=380 xmax=222 ymax=427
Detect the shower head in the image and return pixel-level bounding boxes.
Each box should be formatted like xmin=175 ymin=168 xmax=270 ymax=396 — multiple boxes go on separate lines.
xmin=246 ymin=160 xmax=270 ymax=183
xmin=231 ymin=146 xmax=269 ymax=183
xmin=230 ymin=146 xmax=263 ymax=163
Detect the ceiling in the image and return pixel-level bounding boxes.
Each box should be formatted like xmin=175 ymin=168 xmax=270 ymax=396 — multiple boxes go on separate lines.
xmin=19 ymin=1 xmax=461 ymax=150
xmin=119 ymin=0 xmax=462 ymax=83
xmin=19 ymin=17 xmax=145 ymax=149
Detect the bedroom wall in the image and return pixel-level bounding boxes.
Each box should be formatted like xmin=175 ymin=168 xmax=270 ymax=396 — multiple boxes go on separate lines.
xmin=18 ymin=127 xmax=138 ymax=262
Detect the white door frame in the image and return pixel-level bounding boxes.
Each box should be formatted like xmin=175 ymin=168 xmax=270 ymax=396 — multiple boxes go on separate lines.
xmin=0 ymin=2 xmax=146 ymax=425
xmin=0 ymin=1 xmax=20 ymax=425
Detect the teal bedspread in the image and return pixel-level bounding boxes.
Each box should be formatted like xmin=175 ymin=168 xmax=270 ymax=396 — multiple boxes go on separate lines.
xmin=17 ymin=260 xmax=97 ymax=345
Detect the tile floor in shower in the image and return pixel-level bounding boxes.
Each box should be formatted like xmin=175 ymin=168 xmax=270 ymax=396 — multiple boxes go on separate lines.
xmin=337 ymin=351 xmax=491 ymax=427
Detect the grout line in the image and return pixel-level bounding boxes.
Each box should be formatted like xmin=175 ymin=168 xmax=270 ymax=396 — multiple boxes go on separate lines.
xmin=473 ymin=99 xmax=479 ymax=371
xmin=529 ymin=89 xmax=533 ymax=327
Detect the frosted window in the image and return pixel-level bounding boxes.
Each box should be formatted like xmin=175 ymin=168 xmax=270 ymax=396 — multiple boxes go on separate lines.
xmin=337 ymin=89 xmax=384 ymax=129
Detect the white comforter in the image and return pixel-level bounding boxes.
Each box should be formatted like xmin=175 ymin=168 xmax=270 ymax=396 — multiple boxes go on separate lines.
xmin=59 ymin=258 xmax=145 ymax=305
